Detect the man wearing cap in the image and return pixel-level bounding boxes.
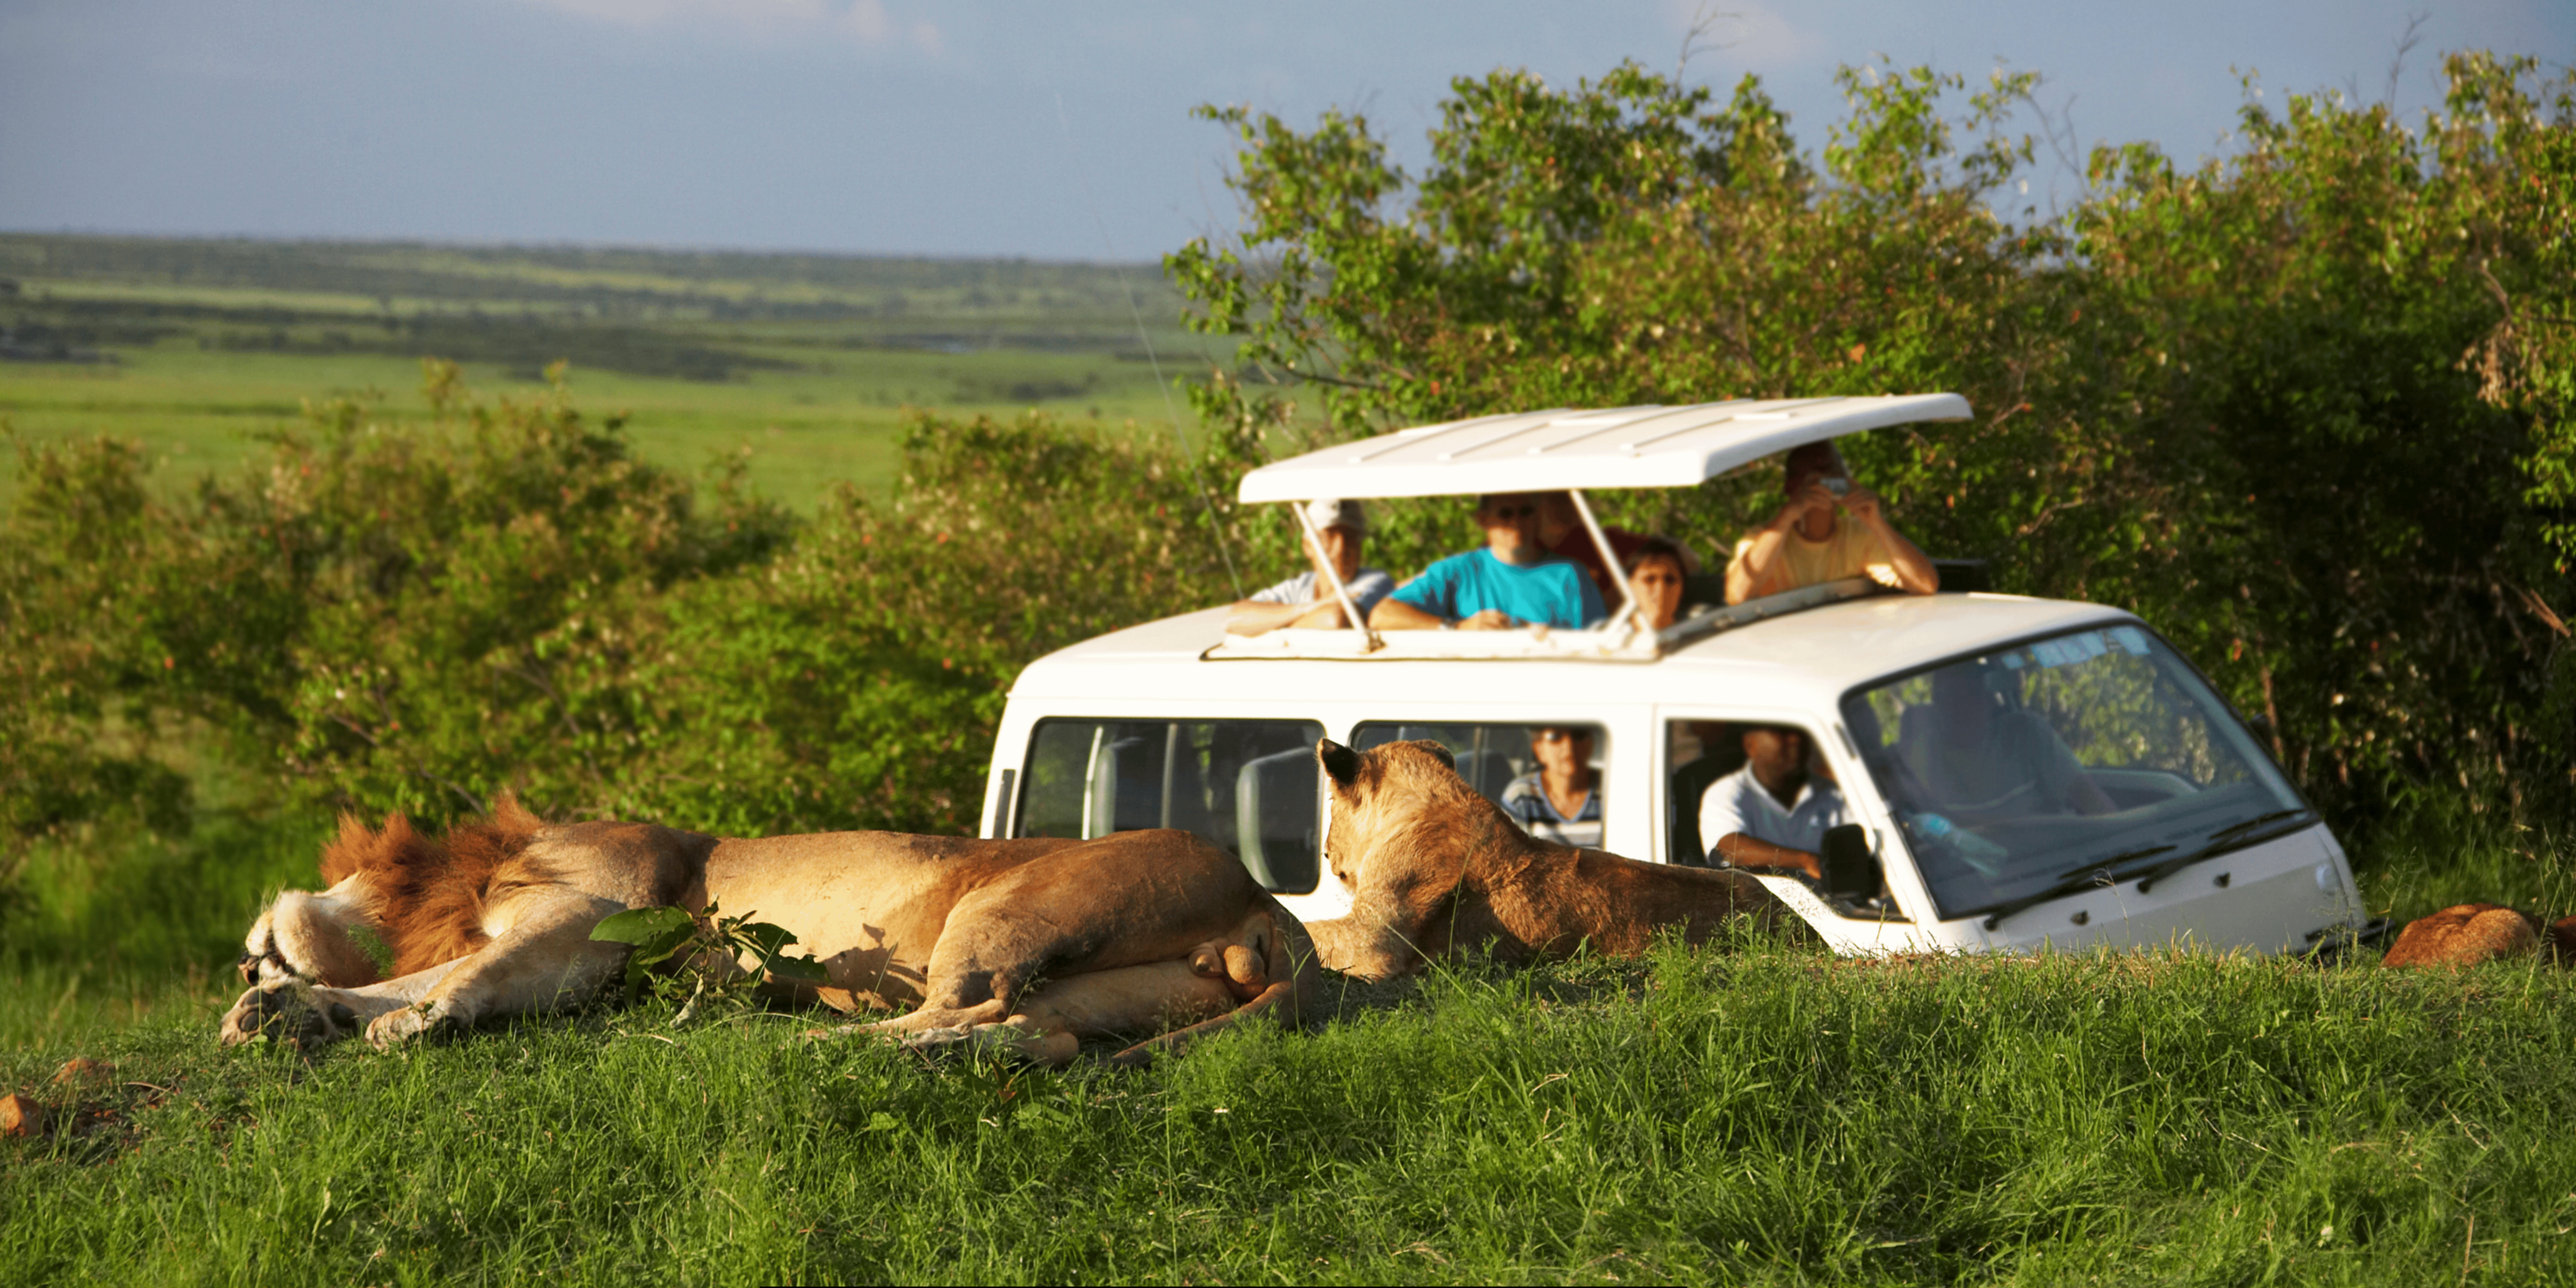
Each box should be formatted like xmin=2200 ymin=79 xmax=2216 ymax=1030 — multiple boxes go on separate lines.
xmin=1226 ymin=498 xmax=1397 ymax=634
xmin=1370 ymin=492 xmax=1605 ymax=631
xmin=1725 ymin=442 xmax=1938 ymax=604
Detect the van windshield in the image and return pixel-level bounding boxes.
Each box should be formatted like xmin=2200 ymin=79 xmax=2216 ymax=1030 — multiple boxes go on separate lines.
xmin=1841 ymin=624 xmax=2310 ymax=921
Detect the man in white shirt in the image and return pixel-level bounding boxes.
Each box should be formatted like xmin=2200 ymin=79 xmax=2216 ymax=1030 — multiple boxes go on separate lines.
xmin=1698 ymin=724 xmax=1847 ymax=881
xmin=1226 ymin=498 xmax=1396 ymax=634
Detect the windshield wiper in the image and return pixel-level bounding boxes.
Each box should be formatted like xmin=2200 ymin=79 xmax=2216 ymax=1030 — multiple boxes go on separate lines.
xmin=2133 ymin=809 xmax=2320 ymax=893
xmin=2203 ymin=808 xmax=2317 ymax=846
xmin=1979 ymin=863 xmax=2128 ymax=931
xmin=2095 ymin=843 xmax=2177 ymax=869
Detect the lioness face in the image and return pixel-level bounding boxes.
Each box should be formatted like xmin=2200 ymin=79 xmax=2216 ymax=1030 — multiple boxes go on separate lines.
xmin=1315 ymin=738 xmax=1459 ymax=893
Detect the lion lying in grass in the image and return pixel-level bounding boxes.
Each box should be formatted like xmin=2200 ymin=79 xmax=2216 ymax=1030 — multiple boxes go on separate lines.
xmin=222 ymin=798 xmax=1318 ymax=1066
xmin=1304 ymin=739 xmax=1784 ymax=980
xmin=2381 ymin=903 xmax=2576 ymax=968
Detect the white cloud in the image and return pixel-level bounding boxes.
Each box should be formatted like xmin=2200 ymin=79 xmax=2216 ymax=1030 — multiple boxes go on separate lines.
xmin=514 ymin=0 xmax=942 ymax=54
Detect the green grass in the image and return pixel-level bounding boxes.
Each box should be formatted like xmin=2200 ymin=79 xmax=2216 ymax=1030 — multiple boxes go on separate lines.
xmin=0 ymin=233 xmax=1234 ymax=514
xmin=5 ymin=798 xmax=2575 ymax=1283
xmin=8 ymin=936 xmax=2576 ymax=1283
xmin=0 ymin=795 xmax=332 ymax=1049
xmin=0 ymin=341 xmax=1196 ymax=512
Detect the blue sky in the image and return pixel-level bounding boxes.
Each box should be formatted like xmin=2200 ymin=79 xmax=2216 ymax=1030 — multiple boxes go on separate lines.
xmin=1 ymin=0 xmax=2566 ymax=261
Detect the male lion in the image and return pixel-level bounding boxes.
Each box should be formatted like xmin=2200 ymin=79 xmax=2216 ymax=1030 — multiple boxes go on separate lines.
xmin=1304 ymin=739 xmax=1785 ymax=980
xmin=222 ymin=798 xmax=1319 ymax=1066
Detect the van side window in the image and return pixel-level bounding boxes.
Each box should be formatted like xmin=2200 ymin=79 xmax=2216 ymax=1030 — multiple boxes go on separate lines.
xmin=1015 ymin=719 xmax=1325 ymax=894
xmin=1351 ymin=722 xmax=1607 ymax=849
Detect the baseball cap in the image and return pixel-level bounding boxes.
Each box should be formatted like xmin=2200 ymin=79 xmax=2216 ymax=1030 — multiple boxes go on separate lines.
xmin=1303 ymin=498 xmax=1368 ymax=534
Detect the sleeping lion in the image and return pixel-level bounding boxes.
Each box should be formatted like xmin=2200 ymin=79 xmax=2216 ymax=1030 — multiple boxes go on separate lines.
xmin=222 ymin=798 xmax=1319 ymax=1066
xmin=1305 ymin=738 xmax=1786 ymax=979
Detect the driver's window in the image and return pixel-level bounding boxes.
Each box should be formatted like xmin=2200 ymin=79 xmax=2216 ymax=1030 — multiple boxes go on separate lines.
xmin=1667 ymin=720 xmax=1844 ymax=868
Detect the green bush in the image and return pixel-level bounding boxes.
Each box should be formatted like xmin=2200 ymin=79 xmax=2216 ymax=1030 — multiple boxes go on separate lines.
xmin=2 ymin=361 xmax=795 ymax=834
xmin=0 ymin=364 xmax=1257 ymax=850
xmin=627 ymin=410 xmax=1241 ymax=836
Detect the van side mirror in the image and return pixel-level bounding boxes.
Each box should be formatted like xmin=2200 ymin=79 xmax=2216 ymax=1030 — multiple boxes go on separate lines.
xmin=1819 ymin=824 xmax=1881 ymax=903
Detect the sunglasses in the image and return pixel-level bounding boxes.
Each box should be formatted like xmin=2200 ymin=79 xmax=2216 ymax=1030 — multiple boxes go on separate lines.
xmin=1532 ymin=729 xmax=1592 ymax=744
xmin=1483 ymin=503 xmax=1539 ymax=519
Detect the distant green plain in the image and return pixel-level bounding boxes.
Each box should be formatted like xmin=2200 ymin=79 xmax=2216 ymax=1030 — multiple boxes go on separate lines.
xmin=0 ymin=233 xmax=1227 ymax=512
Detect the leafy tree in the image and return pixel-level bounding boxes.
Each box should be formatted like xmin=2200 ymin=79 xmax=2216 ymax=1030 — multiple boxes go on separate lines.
xmin=631 ymin=410 xmax=1239 ymax=836
xmin=1169 ymin=53 xmax=2576 ymax=827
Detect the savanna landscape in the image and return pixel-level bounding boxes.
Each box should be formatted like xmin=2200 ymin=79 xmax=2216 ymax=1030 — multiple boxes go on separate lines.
xmin=0 ymin=233 xmax=1207 ymax=512
xmin=5 ymin=48 xmax=2575 ymax=1284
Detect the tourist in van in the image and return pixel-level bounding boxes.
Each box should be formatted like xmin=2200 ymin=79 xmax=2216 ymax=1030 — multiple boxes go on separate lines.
xmin=1535 ymin=492 xmax=1700 ymax=605
xmin=1625 ymin=537 xmax=1690 ymax=631
xmin=1501 ymin=726 xmax=1603 ymax=847
xmin=1225 ymin=498 xmax=1396 ymax=635
xmin=1370 ymin=492 xmax=1605 ymax=631
xmin=1724 ymin=442 xmax=1938 ymax=604
xmin=1698 ymin=724 xmax=1846 ymax=881
xmin=1901 ymin=661 xmax=2116 ymax=817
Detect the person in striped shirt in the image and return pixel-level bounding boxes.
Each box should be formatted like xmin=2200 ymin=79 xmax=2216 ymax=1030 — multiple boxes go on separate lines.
xmin=1500 ymin=725 xmax=1603 ymax=848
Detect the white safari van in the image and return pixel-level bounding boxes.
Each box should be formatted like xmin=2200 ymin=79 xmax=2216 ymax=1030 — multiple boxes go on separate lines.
xmin=976 ymin=396 xmax=2370 ymax=957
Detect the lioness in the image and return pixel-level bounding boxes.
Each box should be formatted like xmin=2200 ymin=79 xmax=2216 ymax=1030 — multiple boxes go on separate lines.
xmin=222 ymin=799 xmax=1319 ymax=1066
xmin=2381 ymin=903 xmax=2576 ymax=968
xmin=1305 ymin=739 xmax=1783 ymax=980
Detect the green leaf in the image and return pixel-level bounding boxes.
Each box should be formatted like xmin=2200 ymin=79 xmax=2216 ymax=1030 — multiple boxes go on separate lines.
xmin=764 ymin=955 xmax=830 ymax=983
xmin=733 ymin=918 xmax=827 ymax=982
xmin=589 ymin=906 xmax=693 ymax=946
xmin=732 ymin=920 xmax=798 ymax=958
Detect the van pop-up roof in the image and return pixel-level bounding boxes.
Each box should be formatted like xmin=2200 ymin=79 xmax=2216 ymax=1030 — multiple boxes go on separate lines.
xmin=1210 ymin=394 xmax=1972 ymax=662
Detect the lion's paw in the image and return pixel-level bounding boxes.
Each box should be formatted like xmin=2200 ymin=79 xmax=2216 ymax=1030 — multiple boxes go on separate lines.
xmin=219 ymin=986 xmax=287 ymax=1047
xmin=220 ymin=985 xmax=362 ymax=1049
xmin=366 ymin=1003 xmax=460 ymax=1049
xmin=896 ymin=1025 xmax=975 ymax=1055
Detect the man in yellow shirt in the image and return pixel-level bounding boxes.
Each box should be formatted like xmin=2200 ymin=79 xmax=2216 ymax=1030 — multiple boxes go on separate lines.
xmin=1725 ymin=442 xmax=1939 ymax=604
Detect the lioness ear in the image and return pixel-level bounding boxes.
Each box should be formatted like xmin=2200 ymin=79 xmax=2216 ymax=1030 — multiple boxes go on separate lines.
xmin=1421 ymin=741 xmax=1456 ymax=773
xmin=1317 ymin=739 xmax=1363 ymax=789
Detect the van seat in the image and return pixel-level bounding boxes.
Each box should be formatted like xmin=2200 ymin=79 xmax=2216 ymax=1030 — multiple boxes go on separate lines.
xmin=1452 ymin=749 xmax=1518 ymax=805
xmin=1234 ymin=748 xmax=1319 ymax=893
xmin=1666 ymin=727 xmax=1747 ymax=865
xmin=1085 ymin=735 xmax=1163 ymax=838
